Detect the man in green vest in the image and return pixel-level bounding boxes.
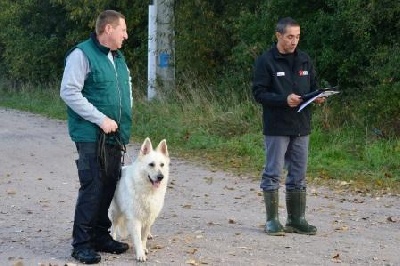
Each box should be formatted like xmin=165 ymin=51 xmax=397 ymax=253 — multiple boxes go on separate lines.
xmin=60 ymin=10 xmax=133 ymax=264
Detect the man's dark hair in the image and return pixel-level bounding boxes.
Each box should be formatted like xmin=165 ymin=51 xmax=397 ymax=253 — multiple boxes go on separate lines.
xmin=275 ymin=17 xmax=300 ymax=34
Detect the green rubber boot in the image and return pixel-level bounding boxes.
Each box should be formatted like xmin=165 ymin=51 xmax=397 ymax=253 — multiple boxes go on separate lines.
xmin=285 ymin=189 xmax=317 ymax=235
xmin=263 ymin=190 xmax=285 ymax=236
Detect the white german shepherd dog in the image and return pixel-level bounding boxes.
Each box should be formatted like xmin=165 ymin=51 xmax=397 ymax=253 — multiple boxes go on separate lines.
xmin=109 ymin=137 xmax=170 ymax=262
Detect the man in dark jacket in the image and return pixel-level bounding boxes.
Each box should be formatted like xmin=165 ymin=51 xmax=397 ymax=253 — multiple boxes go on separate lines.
xmin=252 ymin=17 xmax=325 ymax=236
xmin=60 ymin=10 xmax=132 ymax=264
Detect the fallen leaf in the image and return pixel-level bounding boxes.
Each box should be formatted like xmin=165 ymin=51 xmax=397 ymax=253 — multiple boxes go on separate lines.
xmin=237 ymin=246 xmax=251 ymax=250
xmin=203 ymin=176 xmax=213 ymax=185
xmin=340 ymin=181 xmax=350 ymax=186
xmin=186 ymin=248 xmax=198 ymax=254
xmin=351 ymin=198 xmax=365 ymax=203
xmin=332 ymin=253 xmax=342 ymax=263
xmin=334 ymin=225 xmax=349 ymax=232
xmin=185 ymin=258 xmax=198 ymax=265
xmin=7 ymin=189 xmax=16 ymax=195
xmin=207 ymin=221 xmax=220 ymax=225
xmin=387 ymin=216 xmax=397 ymax=223
xmin=310 ymin=188 xmax=318 ymax=196
xmin=151 ymin=244 xmax=164 ymax=250
xmin=12 ymin=261 xmax=24 ymax=266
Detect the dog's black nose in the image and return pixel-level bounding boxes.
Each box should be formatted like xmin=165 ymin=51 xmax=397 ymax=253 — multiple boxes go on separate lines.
xmin=157 ymin=174 xmax=164 ymax=181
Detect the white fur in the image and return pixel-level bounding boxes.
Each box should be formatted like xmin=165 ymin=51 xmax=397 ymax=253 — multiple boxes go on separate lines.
xmin=110 ymin=137 xmax=170 ymax=262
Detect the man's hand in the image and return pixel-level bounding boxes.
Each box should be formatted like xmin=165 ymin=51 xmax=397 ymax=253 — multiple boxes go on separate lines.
xmin=287 ymin=93 xmax=302 ymax=107
xmin=100 ymin=117 xmax=118 ymax=134
xmin=314 ymin=96 xmax=326 ymax=105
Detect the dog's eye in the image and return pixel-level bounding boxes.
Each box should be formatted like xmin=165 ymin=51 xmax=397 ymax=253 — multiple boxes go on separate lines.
xmin=160 ymin=163 xmax=164 ymax=167
xmin=149 ymin=162 xmax=155 ymax=167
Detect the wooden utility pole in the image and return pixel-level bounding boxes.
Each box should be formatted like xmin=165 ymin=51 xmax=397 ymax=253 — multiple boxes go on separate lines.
xmin=147 ymin=0 xmax=175 ymax=100
xmin=147 ymin=0 xmax=157 ymax=100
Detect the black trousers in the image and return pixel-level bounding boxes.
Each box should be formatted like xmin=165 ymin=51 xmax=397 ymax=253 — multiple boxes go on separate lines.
xmin=72 ymin=142 xmax=122 ymax=249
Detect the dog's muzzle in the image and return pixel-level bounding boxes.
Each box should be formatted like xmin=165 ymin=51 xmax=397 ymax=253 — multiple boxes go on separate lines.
xmin=149 ymin=174 xmax=164 ymax=188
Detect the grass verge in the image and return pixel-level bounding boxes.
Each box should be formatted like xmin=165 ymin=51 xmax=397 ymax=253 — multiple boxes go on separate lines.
xmin=1 ymin=83 xmax=399 ymax=195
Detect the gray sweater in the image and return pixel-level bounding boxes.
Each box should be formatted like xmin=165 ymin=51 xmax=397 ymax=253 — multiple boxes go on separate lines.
xmin=60 ymin=48 xmax=132 ymax=127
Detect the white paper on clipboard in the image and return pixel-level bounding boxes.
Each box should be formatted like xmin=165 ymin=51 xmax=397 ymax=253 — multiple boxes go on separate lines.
xmin=298 ymin=90 xmax=340 ymax=112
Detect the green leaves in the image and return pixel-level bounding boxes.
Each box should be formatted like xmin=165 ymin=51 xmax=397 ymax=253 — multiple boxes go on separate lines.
xmin=0 ymin=0 xmax=399 ymax=138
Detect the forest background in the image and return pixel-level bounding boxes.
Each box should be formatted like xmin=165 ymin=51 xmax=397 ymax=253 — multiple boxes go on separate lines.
xmin=0 ymin=0 xmax=399 ymax=193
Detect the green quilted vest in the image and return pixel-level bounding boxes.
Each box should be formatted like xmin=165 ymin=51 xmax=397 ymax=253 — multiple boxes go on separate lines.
xmin=66 ymin=36 xmax=132 ymax=144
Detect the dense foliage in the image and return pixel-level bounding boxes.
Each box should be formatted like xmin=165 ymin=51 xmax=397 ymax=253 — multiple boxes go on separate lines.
xmin=0 ymin=0 xmax=399 ymax=136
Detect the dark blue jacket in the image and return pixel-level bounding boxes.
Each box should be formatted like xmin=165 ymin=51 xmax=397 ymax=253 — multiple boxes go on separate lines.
xmin=252 ymin=45 xmax=318 ymax=136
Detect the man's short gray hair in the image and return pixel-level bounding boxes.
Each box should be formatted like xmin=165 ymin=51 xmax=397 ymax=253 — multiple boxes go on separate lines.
xmin=95 ymin=10 xmax=125 ymax=35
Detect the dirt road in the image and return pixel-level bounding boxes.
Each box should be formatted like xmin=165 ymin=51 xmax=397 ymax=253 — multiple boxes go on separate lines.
xmin=0 ymin=108 xmax=399 ymax=266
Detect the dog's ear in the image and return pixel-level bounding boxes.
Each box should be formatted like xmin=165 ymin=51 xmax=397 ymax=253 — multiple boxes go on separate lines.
xmin=156 ymin=139 xmax=168 ymax=157
xmin=140 ymin=137 xmax=153 ymax=156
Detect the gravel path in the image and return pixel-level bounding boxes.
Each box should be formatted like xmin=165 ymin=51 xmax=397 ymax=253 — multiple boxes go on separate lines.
xmin=0 ymin=108 xmax=399 ymax=266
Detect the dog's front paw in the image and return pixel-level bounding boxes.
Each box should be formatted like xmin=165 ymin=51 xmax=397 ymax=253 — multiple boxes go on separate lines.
xmin=136 ymin=256 xmax=147 ymax=262
xmin=136 ymin=251 xmax=147 ymax=262
xmin=144 ymin=248 xmax=149 ymax=254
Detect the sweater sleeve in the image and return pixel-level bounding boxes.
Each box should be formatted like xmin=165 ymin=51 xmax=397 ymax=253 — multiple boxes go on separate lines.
xmin=60 ymin=48 xmax=106 ymax=126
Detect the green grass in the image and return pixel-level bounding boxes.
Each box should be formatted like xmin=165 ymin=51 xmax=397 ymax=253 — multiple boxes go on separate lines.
xmin=1 ymin=82 xmax=399 ymax=195
xmin=0 ymin=84 xmax=66 ymax=120
xmin=309 ymin=126 xmax=400 ymax=192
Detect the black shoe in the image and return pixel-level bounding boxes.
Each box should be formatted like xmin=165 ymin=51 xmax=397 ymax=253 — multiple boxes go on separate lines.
xmin=93 ymin=236 xmax=129 ymax=254
xmin=71 ymin=248 xmax=101 ymax=264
